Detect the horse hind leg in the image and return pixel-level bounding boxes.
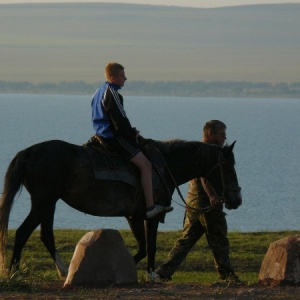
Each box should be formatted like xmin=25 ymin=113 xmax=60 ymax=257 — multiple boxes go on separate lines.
xmin=10 ymin=198 xmax=67 ymax=279
xmin=40 ymin=205 xmax=68 ymax=279
xmin=10 ymin=208 xmax=41 ymax=273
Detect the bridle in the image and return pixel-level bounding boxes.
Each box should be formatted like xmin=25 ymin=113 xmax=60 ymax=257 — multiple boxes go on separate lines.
xmin=168 ymin=151 xmax=241 ymax=213
xmin=202 ymin=152 xmax=241 ymax=208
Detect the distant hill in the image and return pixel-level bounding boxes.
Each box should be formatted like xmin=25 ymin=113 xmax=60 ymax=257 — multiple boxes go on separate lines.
xmin=1 ymin=3 xmax=299 ymax=84
xmin=1 ymin=79 xmax=300 ymax=98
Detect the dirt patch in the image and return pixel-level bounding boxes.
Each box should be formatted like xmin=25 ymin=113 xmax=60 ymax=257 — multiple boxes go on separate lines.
xmin=1 ymin=282 xmax=299 ymax=299
xmin=106 ymin=283 xmax=300 ymax=299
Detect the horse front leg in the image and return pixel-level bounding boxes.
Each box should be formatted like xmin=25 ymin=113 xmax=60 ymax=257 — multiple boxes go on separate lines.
xmin=126 ymin=216 xmax=147 ymax=264
xmin=145 ymin=218 xmax=160 ymax=274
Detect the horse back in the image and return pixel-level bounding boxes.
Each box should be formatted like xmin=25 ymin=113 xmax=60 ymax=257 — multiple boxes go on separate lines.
xmin=23 ymin=140 xmax=142 ymax=217
xmin=22 ymin=140 xmax=88 ymax=196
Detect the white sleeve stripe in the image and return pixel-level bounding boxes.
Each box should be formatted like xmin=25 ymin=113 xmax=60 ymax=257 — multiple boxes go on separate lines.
xmin=109 ymin=87 xmax=127 ymax=117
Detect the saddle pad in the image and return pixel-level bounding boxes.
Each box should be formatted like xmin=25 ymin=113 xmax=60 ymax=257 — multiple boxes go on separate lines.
xmin=83 ymin=145 xmax=165 ymax=188
xmin=84 ymin=146 xmax=139 ymax=186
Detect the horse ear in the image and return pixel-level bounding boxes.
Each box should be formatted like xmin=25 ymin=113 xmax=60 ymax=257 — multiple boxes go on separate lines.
xmin=223 ymin=141 xmax=236 ymax=156
xmin=228 ymin=141 xmax=236 ymax=152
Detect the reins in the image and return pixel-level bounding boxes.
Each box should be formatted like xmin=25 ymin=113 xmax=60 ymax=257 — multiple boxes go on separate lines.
xmin=148 ymin=148 xmax=215 ymax=213
xmin=138 ymin=137 xmax=238 ymax=214
xmin=156 ymin=149 xmax=241 ymax=214
xmin=137 ymin=137 xmax=196 ymax=211
xmin=202 ymin=152 xmax=228 ymax=204
xmin=164 ymin=165 xmax=213 ymax=213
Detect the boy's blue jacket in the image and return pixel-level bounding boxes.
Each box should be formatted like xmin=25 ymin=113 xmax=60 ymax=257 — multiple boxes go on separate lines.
xmin=91 ymin=81 xmax=137 ymax=139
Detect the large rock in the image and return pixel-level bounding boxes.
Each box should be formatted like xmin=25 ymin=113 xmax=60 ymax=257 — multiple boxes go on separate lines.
xmin=259 ymin=235 xmax=300 ymax=286
xmin=64 ymin=229 xmax=137 ymax=287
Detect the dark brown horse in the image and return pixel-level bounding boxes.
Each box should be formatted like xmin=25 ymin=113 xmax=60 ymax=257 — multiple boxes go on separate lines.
xmin=0 ymin=138 xmax=241 ymax=278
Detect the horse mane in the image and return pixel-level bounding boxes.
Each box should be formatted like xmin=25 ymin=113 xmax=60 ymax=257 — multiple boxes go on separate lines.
xmin=153 ymin=139 xmax=235 ymax=165
xmin=154 ymin=138 xmax=219 ymax=152
xmin=153 ymin=139 xmax=193 ymax=154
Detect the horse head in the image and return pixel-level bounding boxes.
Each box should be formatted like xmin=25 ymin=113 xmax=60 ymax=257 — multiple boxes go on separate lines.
xmin=204 ymin=141 xmax=242 ymax=210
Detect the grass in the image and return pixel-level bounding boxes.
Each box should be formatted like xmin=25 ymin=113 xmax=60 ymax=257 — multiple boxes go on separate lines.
xmin=1 ymin=229 xmax=299 ymax=294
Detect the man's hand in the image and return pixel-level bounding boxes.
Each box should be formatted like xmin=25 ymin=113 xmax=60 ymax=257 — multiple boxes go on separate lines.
xmin=200 ymin=177 xmax=223 ymax=209
xmin=209 ymin=194 xmax=223 ymax=209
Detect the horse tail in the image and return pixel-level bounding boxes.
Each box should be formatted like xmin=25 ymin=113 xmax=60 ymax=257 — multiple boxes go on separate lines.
xmin=0 ymin=149 xmax=28 ymax=275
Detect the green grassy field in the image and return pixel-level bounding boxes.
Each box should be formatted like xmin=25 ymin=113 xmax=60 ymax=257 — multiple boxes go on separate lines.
xmin=1 ymin=229 xmax=299 ymax=291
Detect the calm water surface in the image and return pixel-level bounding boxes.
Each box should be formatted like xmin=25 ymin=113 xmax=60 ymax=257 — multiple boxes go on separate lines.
xmin=0 ymin=94 xmax=299 ymax=232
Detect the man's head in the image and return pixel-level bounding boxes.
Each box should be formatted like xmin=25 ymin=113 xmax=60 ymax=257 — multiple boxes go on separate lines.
xmin=105 ymin=62 xmax=127 ymax=87
xmin=203 ymin=120 xmax=227 ymax=146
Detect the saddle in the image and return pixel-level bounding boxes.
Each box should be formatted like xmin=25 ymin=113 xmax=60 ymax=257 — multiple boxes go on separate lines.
xmin=82 ymin=136 xmax=167 ymax=189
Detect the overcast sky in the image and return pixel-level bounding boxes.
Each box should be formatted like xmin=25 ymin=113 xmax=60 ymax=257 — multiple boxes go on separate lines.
xmin=1 ymin=0 xmax=300 ymax=8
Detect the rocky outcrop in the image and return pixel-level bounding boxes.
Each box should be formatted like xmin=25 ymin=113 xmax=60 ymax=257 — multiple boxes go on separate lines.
xmin=259 ymin=235 xmax=300 ymax=286
xmin=64 ymin=229 xmax=137 ymax=287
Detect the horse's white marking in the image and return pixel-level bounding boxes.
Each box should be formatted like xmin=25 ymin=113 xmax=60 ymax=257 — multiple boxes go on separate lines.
xmin=55 ymin=252 xmax=68 ymax=279
xmin=146 ymin=271 xmax=162 ymax=282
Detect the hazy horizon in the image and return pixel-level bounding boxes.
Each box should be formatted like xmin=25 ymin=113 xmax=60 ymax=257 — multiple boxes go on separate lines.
xmin=1 ymin=0 xmax=300 ymax=8
xmin=1 ymin=3 xmax=299 ymax=84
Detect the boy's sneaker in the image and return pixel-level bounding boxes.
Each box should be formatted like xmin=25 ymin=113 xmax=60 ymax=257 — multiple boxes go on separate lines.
xmin=146 ymin=205 xmax=173 ymax=219
xmin=164 ymin=206 xmax=174 ymax=213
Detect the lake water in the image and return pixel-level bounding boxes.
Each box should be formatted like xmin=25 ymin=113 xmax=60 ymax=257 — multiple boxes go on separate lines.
xmin=0 ymin=94 xmax=299 ymax=232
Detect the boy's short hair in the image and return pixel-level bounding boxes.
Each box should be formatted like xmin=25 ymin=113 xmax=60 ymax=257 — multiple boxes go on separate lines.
xmin=203 ymin=120 xmax=226 ymax=137
xmin=105 ymin=62 xmax=124 ymax=80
